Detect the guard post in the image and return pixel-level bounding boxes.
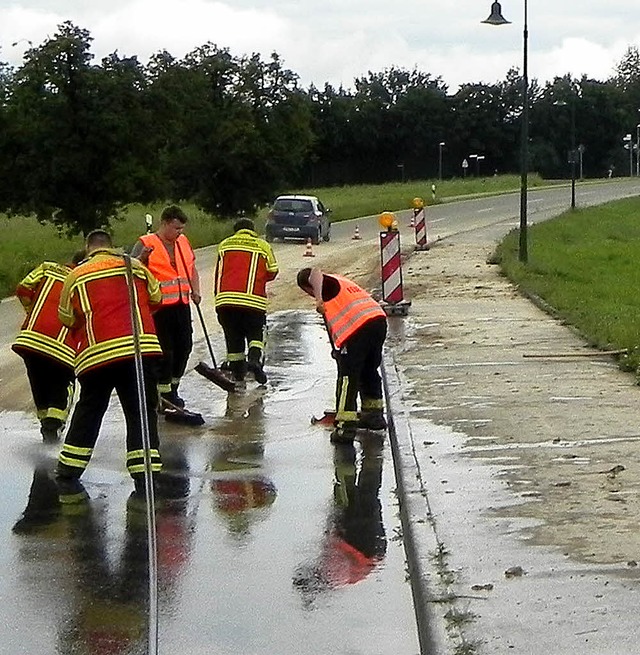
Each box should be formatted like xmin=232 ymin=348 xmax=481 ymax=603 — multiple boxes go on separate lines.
xmin=412 ymin=196 xmax=429 ymax=251
xmin=379 ymin=211 xmax=411 ymax=317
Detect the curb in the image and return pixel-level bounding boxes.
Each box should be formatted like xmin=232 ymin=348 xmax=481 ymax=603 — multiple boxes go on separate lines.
xmin=382 ymin=352 xmax=459 ymax=655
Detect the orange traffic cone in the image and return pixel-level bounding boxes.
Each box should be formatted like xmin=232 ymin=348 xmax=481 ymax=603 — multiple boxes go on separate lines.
xmin=352 ymin=224 xmax=361 ymax=240
xmin=303 ymin=238 xmax=315 ymax=257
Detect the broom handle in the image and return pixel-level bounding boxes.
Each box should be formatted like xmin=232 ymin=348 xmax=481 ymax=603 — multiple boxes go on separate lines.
xmin=175 ymin=241 xmax=219 ymax=369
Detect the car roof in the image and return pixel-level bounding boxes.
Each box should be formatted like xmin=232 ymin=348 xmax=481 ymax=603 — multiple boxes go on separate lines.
xmin=275 ymin=195 xmax=318 ymax=202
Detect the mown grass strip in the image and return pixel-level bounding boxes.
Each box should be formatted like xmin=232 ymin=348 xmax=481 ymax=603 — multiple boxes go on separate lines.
xmin=494 ymin=196 xmax=640 ymax=373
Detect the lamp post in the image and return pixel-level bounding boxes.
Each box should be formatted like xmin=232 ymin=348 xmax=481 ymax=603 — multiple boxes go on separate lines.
xmin=476 ymin=154 xmax=486 ymax=177
xmin=623 ymin=134 xmax=633 ymax=177
xmin=438 ymin=141 xmax=445 ymax=180
xmin=636 ymin=124 xmax=640 ymax=177
xmin=483 ymin=0 xmax=528 ymax=263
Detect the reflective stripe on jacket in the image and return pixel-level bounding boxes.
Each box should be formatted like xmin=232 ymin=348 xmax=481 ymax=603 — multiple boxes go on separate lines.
xmin=58 ymin=249 xmax=162 ymax=376
xmin=214 ymin=229 xmax=278 ymax=312
xmin=323 ymin=274 xmax=386 ymax=348
xmin=139 ymin=233 xmax=194 ymax=305
xmin=12 ymin=262 xmax=76 ymax=368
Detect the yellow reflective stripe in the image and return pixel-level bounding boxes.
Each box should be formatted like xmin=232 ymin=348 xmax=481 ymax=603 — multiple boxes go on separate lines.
xmin=75 ymin=336 xmax=161 ymax=375
xmin=62 ymin=444 xmax=93 ymax=456
xmin=127 ymin=448 xmax=161 ymax=460
xmin=128 ymin=463 xmax=162 ymax=474
xmin=227 ymin=352 xmax=245 ymax=362
xmin=336 ymin=376 xmax=350 ymax=415
xmin=58 ymin=454 xmax=89 ymax=468
xmin=214 ymin=292 xmax=267 ymax=311
xmin=45 ymin=407 xmax=68 ymax=421
xmin=248 ymin=340 xmax=264 ymax=350
xmin=246 ymin=252 xmax=259 ymax=295
xmin=25 ymin=277 xmax=55 ymax=330
xmin=13 ymin=331 xmax=76 ymax=366
xmin=157 ymin=383 xmax=171 ymax=393
xmin=361 ymin=398 xmax=384 ymax=410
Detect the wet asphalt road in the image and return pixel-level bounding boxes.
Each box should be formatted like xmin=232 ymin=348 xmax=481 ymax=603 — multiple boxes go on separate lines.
xmin=1 ymin=312 xmax=419 ymax=655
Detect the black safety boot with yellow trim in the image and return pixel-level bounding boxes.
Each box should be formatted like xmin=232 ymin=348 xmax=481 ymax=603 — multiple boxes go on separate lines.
xmin=358 ymin=410 xmax=387 ymax=431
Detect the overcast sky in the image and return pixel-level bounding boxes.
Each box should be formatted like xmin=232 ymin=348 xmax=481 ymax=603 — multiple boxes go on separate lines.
xmin=1 ymin=0 xmax=639 ymax=92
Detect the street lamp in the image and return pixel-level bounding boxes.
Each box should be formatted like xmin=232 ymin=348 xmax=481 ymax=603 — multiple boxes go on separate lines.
xmin=623 ymin=134 xmax=633 ymax=177
xmin=636 ymin=123 xmax=640 ymax=177
xmin=483 ymin=0 xmax=529 ymax=263
xmin=554 ymin=97 xmax=577 ymax=209
xmin=476 ymin=154 xmax=486 ymax=177
xmin=469 ymin=153 xmax=478 ymax=177
xmin=438 ymin=141 xmax=445 ymax=181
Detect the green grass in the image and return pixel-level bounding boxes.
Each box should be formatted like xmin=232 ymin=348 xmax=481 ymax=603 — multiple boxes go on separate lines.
xmin=1 ymin=176 xmax=535 ymax=299
xmin=493 ymin=196 xmax=640 ymax=373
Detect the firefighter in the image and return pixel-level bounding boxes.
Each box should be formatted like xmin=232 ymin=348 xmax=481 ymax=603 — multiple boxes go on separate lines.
xmin=131 ymin=205 xmax=201 ymax=409
xmin=214 ymin=218 xmax=278 ymax=384
xmin=55 ymin=230 xmax=164 ymax=500
xmin=11 ymin=252 xmax=84 ymax=442
xmin=297 ymin=267 xmax=388 ymax=443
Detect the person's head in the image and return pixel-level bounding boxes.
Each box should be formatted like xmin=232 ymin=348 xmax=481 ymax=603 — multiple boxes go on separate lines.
xmin=297 ymin=267 xmax=313 ymax=295
xmin=158 ymin=205 xmax=188 ymax=242
xmin=233 ymin=217 xmax=255 ymax=233
xmin=85 ymin=230 xmax=112 ymax=254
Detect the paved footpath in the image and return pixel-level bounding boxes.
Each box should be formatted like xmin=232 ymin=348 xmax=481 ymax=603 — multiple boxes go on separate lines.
xmin=385 ymin=225 xmax=640 ymax=654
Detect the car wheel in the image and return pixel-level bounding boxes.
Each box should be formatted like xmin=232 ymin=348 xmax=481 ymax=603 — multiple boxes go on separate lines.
xmin=265 ymin=233 xmax=274 ymax=243
xmin=311 ymin=230 xmax=320 ymax=246
xmin=322 ymin=226 xmax=331 ymax=242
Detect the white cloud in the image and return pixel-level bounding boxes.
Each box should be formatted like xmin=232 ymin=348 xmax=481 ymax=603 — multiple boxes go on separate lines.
xmin=1 ymin=0 xmax=639 ymax=92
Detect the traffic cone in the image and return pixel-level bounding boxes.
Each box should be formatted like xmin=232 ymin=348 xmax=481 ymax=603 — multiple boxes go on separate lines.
xmin=352 ymin=224 xmax=361 ymax=240
xmin=303 ymin=238 xmax=315 ymax=257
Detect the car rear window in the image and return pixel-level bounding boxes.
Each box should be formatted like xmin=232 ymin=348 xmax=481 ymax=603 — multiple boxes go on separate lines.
xmin=274 ymin=199 xmax=313 ymax=212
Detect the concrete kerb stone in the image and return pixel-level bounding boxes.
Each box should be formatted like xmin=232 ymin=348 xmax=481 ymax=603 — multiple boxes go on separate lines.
xmin=382 ymin=352 xmax=464 ymax=655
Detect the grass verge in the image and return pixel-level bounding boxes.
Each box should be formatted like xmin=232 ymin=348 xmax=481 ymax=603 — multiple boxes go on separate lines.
xmin=493 ymin=196 xmax=640 ymax=374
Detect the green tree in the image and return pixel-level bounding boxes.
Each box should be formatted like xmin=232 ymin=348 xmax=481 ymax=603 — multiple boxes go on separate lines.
xmin=3 ymin=22 xmax=157 ymax=235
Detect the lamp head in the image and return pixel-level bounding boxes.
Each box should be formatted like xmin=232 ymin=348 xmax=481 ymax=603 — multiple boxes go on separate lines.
xmin=482 ymin=1 xmax=511 ymax=25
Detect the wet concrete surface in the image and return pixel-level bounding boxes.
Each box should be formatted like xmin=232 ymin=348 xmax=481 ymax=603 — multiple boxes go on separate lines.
xmin=1 ymin=312 xmax=419 ymax=655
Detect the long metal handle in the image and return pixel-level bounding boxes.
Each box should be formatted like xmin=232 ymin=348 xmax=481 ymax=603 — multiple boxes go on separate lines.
xmin=123 ymin=254 xmax=159 ymax=655
xmin=175 ymin=241 xmax=219 ymax=369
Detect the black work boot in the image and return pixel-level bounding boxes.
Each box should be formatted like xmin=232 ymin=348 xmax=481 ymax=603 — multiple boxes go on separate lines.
xmin=40 ymin=417 xmax=62 ymax=443
xmin=358 ymin=410 xmax=387 ymax=431
xmin=170 ymin=384 xmax=185 ymax=408
xmin=247 ymin=360 xmax=267 ymax=385
xmin=230 ymin=360 xmax=248 ymax=383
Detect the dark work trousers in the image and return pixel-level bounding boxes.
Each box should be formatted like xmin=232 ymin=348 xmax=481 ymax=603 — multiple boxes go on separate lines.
xmin=57 ymin=357 xmax=161 ymax=480
xmin=334 ymin=317 xmax=387 ymax=429
xmin=21 ymin=351 xmax=75 ymax=422
xmin=216 ymin=306 xmax=267 ymax=379
xmin=153 ymin=302 xmax=193 ymax=393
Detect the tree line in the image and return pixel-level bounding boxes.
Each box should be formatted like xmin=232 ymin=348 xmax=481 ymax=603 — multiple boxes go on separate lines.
xmin=1 ymin=21 xmax=639 ymax=235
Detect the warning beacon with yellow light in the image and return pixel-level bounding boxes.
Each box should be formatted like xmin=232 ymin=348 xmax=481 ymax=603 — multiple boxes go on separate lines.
xmin=412 ymin=197 xmax=424 ymax=209
xmin=378 ymin=211 xmax=398 ymax=232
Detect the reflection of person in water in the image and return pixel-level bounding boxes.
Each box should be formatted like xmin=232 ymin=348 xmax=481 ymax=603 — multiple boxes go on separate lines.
xmin=211 ymin=389 xmax=277 ymax=540
xmin=293 ymin=440 xmax=387 ymax=606
xmin=12 ymin=466 xmax=192 ymax=654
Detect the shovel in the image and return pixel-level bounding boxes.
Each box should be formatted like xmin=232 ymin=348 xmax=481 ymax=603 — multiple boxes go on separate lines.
xmin=175 ymin=242 xmax=237 ymax=393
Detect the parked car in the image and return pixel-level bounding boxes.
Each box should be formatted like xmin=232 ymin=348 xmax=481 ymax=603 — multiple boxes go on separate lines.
xmin=265 ymin=195 xmax=331 ymax=244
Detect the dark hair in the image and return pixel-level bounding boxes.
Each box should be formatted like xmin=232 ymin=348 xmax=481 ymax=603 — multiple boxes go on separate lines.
xmin=233 ymin=218 xmax=255 ymax=232
xmin=85 ymin=230 xmax=112 ymax=250
xmin=160 ymin=205 xmax=188 ymax=224
xmin=297 ymin=267 xmax=312 ymax=289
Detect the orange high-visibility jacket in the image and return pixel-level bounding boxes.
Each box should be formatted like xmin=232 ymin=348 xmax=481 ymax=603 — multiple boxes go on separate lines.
xmin=12 ymin=262 xmax=77 ymax=368
xmin=58 ymin=249 xmax=162 ymax=376
xmin=214 ymin=229 xmax=278 ymax=312
xmin=139 ymin=233 xmax=194 ymax=306
xmin=323 ymin=274 xmax=386 ymax=348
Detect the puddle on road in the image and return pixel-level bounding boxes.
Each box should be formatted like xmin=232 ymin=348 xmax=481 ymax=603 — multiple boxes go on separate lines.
xmin=0 ymin=310 xmax=419 ymax=655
